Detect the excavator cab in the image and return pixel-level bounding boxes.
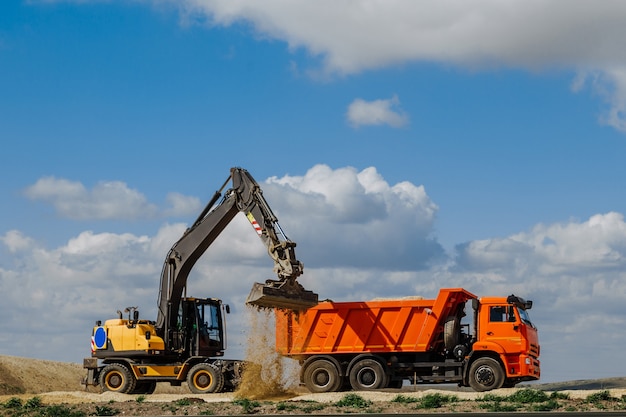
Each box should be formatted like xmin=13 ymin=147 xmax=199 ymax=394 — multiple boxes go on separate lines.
xmin=172 ymin=298 xmax=227 ymax=357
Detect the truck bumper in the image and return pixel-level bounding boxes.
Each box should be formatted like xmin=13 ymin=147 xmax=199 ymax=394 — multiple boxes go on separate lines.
xmin=518 ymin=354 xmax=540 ymax=380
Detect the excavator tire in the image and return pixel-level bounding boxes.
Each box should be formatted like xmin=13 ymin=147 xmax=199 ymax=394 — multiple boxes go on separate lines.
xmin=99 ymin=363 xmax=136 ymax=394
xmin=187 ymin=363 xmax=225 ymax=394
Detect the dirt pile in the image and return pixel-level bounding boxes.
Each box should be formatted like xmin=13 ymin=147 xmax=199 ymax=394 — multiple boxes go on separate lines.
xmin=0 ymin=355 xmax=85 ymax=395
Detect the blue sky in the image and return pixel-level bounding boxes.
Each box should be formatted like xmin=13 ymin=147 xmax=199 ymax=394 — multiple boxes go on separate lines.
xmin=1 ymin=1 xmax=626 ymax=385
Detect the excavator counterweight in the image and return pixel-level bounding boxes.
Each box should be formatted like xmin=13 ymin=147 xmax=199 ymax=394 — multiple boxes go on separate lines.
xmin=247 ymin=280 xmax=318 ymax=310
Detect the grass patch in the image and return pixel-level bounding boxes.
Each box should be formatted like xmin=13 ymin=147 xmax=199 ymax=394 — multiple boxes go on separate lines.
xmin=507 ymin=388 xmax=550 ymax=403
xmin=531 ymin=399 xmax=561 ymax=411
xmin=416 ymin=393 xmax=459 ymax=409
xmin=391 ymin=394 xmax=419 ymax=404
xmin=93 ymin=404 xmax=119 ymax=416
xmin=586 ymin=390 xmax=615 ymax=403
xmin=550 ymin=391 xmax=570 ymax=400
xmin=232 ymin=398 xmax=261 ymax=414
xmin=335 ymin=393 xmax=372 ymax=409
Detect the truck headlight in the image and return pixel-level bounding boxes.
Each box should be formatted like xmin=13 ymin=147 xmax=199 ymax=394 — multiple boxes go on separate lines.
xmin=525 ymin=358 xmax=531 ymax=365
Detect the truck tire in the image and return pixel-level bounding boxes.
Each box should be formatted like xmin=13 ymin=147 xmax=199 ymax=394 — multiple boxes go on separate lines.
xmin=303 ymin=359 xmax=342 ymax=393
xmin=349 ymin=358 xmax=388 ymax=391
xmin=99 ymin=363 xmax=136 ymax=394
xmin=187 ymin=363 xmax=225 ymax=394
xmin=443 ymin=316 xmax=460 ymax=349
xmin=468 ymin=357 xmax=505 ymax=391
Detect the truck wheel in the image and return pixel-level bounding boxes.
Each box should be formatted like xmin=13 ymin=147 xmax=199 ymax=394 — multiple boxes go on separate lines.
xmin=468 ymin=357 xmax=505 ymax=391
xmin=349 ymin=358 xmax=388 ymax=391
xmin=99 ymin=364 xmax=136 ymax=394
xmin=303 ymin=359 xmax=342 ymax=393
xmin=443 ymin=316 xmax=460 ymax=349
xmin=187 ymin=363 xmax=225 ymax=394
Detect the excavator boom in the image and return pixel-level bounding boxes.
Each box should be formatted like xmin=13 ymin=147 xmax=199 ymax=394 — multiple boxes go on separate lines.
xmin=155 ymin=168 xmax=317 ymax=342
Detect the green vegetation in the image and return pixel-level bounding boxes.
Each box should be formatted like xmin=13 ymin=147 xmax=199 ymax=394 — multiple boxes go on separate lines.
xmin=232 ymin=398 xmax=261 ymax=414
xmin=334 ymin=393 xmax=372 ymax=409
xmin=478 ymin=388 xmax=567 ymax=412
xmin=415 ymin=393 xmax=459 ymax=409
xmin=585 ymin=390 xmax=615 ymax=404
xmin=4 ymin=387 xmax=626 ymax=415
xmin=391 ymin=394 xmax=419 ymax=403
xmin=92 ymin=405 xmax=119 ymax=416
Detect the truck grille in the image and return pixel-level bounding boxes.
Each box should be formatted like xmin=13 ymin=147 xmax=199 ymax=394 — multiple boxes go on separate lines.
xmin=529 ymin=343 xmax=540 ymax=357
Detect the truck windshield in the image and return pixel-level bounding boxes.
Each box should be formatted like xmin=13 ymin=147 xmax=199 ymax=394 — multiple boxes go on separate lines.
xmin=517 ymin=307 xmax=535 ymax=329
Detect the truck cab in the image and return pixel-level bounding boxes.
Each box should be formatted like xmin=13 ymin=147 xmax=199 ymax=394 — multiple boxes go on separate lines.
xmin=470 ymin=295 xmax=540 ymax=389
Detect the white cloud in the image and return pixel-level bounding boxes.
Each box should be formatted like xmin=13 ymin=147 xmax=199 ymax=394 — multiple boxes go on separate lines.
xmin=346 ymin=95 xmax=409 ymax=128
xmin=24 ymin=177 xmax=159 ymax=220
xmin=4 ymin=166 xmax=626 ymax=382
xmin=174 ymin=0 xmax=626 ymax=131
xmin=572 ymin=69 xmax=626 ymax=132
xmin=0 ymin=230 xmax=35 ymax=253
xmin=163 ymin=192 xmax=203 ymax=217
xmin=264 ymin=164 xmax=442 ymax=269
xmin=23 ymin=177 xmax=206 ymax=221
xmin=179 ymin=1 xmax=626 ymax=73
xmin=446 ymin=212 xmax=626 ymax=381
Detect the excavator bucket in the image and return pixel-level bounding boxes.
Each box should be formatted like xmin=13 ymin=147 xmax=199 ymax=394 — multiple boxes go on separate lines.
xmin=246 ymin=280 xmax=318 ymax=311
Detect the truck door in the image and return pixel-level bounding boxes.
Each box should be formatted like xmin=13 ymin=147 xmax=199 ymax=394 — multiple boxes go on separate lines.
xmin=481 ymin=304 xmax=523 ymax=354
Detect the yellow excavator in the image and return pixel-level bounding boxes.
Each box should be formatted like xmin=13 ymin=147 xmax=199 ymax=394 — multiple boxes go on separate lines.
xmin=82 ymin=168 xmax=318 ymax=394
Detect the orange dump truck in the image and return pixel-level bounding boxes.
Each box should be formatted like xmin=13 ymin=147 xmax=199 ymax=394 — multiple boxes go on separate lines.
xmin=276 ymin=288 xmax=540 ymax=392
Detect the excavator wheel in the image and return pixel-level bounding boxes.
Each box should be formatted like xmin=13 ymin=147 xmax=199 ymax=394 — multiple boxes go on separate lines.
xmin=187 ymin=363 xmax=225 ymax=394
xmin=246 ymin=281 xmax=318 ymax=311
xmin=99 ymin=363 xmax=136 ymax=394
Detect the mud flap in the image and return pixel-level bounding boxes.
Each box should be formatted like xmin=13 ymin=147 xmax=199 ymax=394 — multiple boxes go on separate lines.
xmin=246 ymin=280 xmax=318 ymax=311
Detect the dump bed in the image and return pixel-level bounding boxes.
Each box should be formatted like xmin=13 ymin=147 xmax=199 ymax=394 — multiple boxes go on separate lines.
xmin=276 ymin=288 xmax=476 ymax=357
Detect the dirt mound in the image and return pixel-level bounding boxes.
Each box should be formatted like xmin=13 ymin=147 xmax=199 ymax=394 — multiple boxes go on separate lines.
xmin=0 ymin=355 xmax=85 ymax=395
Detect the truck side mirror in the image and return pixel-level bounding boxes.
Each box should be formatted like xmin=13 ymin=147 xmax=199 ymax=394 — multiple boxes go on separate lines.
xmin=225 ymin=304 xmax=231 ymax=314
xmin=134 ymin=310 xmax=139 ymax=321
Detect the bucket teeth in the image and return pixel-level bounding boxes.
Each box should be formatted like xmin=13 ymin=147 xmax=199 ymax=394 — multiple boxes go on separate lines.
xmin=246 ymin=281 xmax=318 ymax=311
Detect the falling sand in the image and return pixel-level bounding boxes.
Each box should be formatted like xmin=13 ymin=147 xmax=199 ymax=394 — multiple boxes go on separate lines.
xmin=235 ymin=308 xmax=299 ymax=400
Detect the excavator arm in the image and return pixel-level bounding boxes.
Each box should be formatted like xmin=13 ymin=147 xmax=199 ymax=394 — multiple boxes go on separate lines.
xmin=155 ymin=168 xmax=317 ymax=340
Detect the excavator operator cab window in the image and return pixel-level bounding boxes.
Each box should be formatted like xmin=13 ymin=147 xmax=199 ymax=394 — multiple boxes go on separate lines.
xmin=489 ymin=306 xmax=516 ymax=322
xmin=197 ymin=303 xmax=221 ymax=347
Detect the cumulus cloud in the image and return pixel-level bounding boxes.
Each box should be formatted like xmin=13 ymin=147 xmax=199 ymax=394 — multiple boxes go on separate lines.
xmin=346 ymin=95 xmax=409 ymax=128
xmin=178 ymin=1 xmax=626 ymax=73
xmin=4 ymin=165 xmax=626 ymax=382
xmin=23 ymin=177 xmax=205 ymax=221
xmin=171 ymin=0 xmax=626 ymax=131
xmin=163 ymin=192 xmax=203 ymax=217
xmin=446 ymin=212 xmax=626 ymax=380
xmin=572 ymin=69 xmax=626 ymax=132
xmin=264 ymin=164 xmax=442 ymax=269
xmin=24 ymin=177 xmax=158 ymax=220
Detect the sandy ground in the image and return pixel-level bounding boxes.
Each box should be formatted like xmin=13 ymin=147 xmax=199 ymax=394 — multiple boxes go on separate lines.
xmin=2 ymin=355 xmax=626 ymax=415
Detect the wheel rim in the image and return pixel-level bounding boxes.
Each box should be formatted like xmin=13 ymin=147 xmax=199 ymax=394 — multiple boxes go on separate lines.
xmin=105 ymin=372 xmax=123 ymax=390
xmin=193 ymin=371 xmax=212 ymax=390
xmin=356 ymin=367 xmax=377 ymax=388
xmin=312 ymin=369 xmax=330 ymax=388
xmin=475 ymin=365 xmax=495 ymax=386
